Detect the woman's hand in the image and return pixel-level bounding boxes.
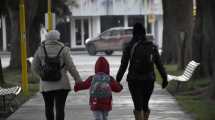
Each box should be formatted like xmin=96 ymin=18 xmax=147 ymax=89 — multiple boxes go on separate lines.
xmin=118 ymin=83 xmax=123 ymax=91
xmin=162 ymin=80 xmax=168 ymax=89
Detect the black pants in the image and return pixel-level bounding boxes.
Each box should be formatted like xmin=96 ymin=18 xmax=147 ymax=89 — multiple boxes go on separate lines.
xmin=42 ymin=89 xmax=69 ymax=120
xmin=128 ymin=78 xmax=154 ymax=112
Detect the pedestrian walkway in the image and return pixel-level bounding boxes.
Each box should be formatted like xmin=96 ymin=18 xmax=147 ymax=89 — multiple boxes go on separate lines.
xmin=6 ymin=82 xmax=193 ymax=120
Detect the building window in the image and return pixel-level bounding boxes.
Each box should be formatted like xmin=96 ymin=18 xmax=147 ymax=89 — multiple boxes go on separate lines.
xmin=128 ymin=15 xmax=145 ymax=27
xmin=75 ymin=19 xmax=82 ymax=45
xmin=101 ymin=16 xmax=124 ymax=32
xmin=84 ymin=19 xmax=89 ymax=43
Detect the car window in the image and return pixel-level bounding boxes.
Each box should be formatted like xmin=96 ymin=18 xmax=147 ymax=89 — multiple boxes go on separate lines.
xmin=110 ymin=30 xmax=121 ymax=36
xmin=101 ymin=31 xmax=111 ymax=37
xmin=124 ymin=29 xmax=132 ymax=35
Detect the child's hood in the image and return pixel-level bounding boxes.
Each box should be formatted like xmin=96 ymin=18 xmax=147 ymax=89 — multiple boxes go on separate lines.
xmin=95 ymin=56 xmax=110 ymax=75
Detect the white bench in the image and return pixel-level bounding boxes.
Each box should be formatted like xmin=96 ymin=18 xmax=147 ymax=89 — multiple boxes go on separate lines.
xmin=167 ymin=60 xmax=200 ymax=92
xmin=0 ymin=86 xmax=22 ymax=112
xmin=168 ymin=60 xmax=200 ymax=82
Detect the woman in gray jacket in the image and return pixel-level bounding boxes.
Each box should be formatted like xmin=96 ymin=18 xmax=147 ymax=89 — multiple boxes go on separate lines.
xmin=32 ymin=30 xmax=82 ymax=120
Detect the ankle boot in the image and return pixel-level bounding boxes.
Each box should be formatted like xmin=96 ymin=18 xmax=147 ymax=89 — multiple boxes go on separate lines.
xmin=133 ymin=110 xmax=142 ymax=120
xmin=143 ymin=110 xmax=150 ymax=120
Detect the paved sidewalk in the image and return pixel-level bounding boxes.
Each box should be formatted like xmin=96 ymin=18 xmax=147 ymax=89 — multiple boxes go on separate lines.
xmin=6 ymin=81 xmax=193 ymax=120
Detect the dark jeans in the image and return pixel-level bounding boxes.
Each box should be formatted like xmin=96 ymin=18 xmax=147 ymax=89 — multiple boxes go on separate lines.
xmin=42 ymin=89 xmax=69 ymax=120
xmin=128 ymin=77 xmax=154 ymax=112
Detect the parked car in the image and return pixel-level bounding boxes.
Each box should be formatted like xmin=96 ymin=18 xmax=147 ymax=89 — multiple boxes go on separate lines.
xmin=85 ymin=27 xmax=154 ymax=55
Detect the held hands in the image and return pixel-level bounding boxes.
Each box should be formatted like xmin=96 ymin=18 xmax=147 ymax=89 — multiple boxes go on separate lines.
xmin=162 ymin=80 xmax=168 ymax=89
xmin=118 ymin=83 xmax=123 ymax=91
xmin=116 ymin=81 xmax=123 ymax=92
xmin=73 ymin=83 xmax=79 ymax=92
xmin=74 ymin=81 xmax=83 ymax=92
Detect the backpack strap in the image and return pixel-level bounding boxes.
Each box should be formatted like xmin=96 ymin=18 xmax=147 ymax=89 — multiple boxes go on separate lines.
xmin=56 ymin=46 xmax=65 ymax=57
xmin=56 ymin=46 xmax=65 ymax=68
xmin=130 ymin=41 xmax=140 ymax=61
xmin=43 ymin=44 xmax=49 ymax=58
xmin=42 ymin=42 xmax=64 ymax=58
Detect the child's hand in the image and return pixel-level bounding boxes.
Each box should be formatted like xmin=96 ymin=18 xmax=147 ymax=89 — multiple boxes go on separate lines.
xmin=74 ymin=84 xmax=78 ymax=92
xmin=74 ymin=82 xmax=82 ymax=92
xmin=116 ymin=83 xmax=123 ymax=92
xmin=119 ymin=83 xmax=123 ymax=91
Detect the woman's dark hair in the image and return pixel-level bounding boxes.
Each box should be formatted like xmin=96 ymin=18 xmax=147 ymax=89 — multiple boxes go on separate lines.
xmin=132 ymin=23 xmax=146 ymax=42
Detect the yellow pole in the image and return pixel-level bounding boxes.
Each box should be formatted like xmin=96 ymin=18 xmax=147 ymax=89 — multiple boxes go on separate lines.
xmin=48 ymin=0 xmax=53 ymax=31
xmin=19 ymin=0 xmax=29 ymax=96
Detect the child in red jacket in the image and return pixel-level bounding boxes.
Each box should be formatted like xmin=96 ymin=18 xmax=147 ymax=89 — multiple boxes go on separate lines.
xmin=74 ymin=56 xmax=122 ymax=120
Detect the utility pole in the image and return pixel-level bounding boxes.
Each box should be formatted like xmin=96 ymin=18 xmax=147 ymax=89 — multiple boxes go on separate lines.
xmin=19 ymin=0 xmax=29 ymax=96
xmin=48 ymin=0 xmax=53 ymax=31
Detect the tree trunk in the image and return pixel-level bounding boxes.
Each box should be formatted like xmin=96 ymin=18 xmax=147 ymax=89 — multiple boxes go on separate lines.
xmin=162 ymin=0 xmax=193 ymax=69
xmin=162 ymin=0 xmax=178 ymax=64
xmin=173 ymin=0 xmax=193 ymax=70
xmin=192 ymin=0 xmax=215 ymax=98
xmin=202 ymin=0 xmax=215 ymax=98
xmin=212 ymin=1 xmax=215 ymax=99
xmin=193 ymin=0 xmax=213 ymax=78
xmin=26 ymin=0 xmax=41 ymax=56
xmin=8 ymin=0 xmax=41 ymax=69
xmin=0 ymin=59 xmax=5 ymax=85
xmin=192 ymin=0 xmax=203 ymax=78
xmin=0 ymin=16 xmax=3 ymax=84
xmin=8 ymin=7 xmax=21 ymax=69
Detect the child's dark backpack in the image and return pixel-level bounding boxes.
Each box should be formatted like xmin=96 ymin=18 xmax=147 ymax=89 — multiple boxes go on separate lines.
xmin=90 ymin=74 xmax=112 ymax=99
xmin=41 ymin=45 xmax=65 ymax=82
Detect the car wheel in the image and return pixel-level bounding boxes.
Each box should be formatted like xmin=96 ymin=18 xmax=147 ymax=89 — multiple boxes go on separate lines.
xmin=105 ymin=50 xmax=114 ymax=55
xmin=87 ymin=44 xmax=97 ymax=55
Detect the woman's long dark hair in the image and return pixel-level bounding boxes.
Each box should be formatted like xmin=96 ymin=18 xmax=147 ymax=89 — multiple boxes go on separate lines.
xmin=131 ymin=23 xmax=146 ymax=43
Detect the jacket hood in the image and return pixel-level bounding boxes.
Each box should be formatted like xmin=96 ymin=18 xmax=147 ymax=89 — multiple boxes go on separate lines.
xmin=45 ymin=30 xmax=60 ymax=40
xmin=95 ymin=56 xmax=110 ymax=75
xmin=141 ymin=41 xmax=153 ymax=45
xmin=132 ymin=23 xmax=146 ymax=43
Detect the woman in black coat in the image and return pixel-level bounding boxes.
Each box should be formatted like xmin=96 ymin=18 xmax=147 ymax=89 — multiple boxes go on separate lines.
xmin=116 ymin=23 xmax=168 ymax=120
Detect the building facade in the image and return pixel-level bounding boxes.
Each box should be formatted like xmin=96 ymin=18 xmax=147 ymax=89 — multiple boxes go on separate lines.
xmin=69 ymin=0 xmax=163 ymax=49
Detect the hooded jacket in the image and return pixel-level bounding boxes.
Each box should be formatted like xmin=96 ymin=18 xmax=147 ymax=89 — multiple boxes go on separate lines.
xmin=74 ymin=56 xmax=122 ymax=111
xmin=116 ymin=23 xmax=167 ymax=83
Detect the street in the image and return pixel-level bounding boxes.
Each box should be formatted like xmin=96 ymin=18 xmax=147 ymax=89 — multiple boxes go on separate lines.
xmin=6 ymin=52 xmax=192 ymax=120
